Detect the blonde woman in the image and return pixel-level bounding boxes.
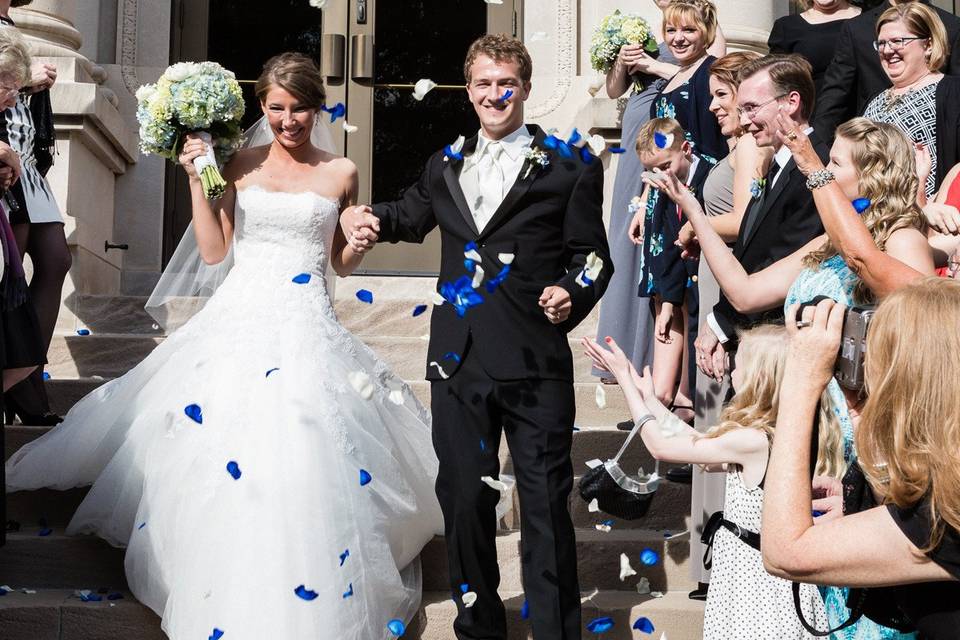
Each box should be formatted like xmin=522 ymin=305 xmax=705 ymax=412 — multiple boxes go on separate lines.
xmin=765 ymin=281 xmax=960 ymax=639
xmin=583 ymin=325 xmax=843 ymax=639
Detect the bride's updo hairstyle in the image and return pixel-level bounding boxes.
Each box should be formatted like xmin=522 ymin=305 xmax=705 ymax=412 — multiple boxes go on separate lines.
xmin=255 ymin=52 xmax=326 ymax=110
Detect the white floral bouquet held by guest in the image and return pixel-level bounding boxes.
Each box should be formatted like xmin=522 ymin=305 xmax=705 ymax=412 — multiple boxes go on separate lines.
xmin=135 ymin=61 xmax=245 ymax=199
xmin=589 ymin=10 xmax=660 ymax=92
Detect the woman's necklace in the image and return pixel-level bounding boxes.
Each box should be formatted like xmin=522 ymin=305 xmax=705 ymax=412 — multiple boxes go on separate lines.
xmin=884 ymin=72 xmax=934 ymax=110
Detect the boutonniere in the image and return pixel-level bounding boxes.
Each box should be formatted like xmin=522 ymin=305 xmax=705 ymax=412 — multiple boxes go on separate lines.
xmin=521 ymin=146 xmax=550 ymax=179
xmin=749 ymin=177 xmax=766 ymax=199
xmin=444 ymin=135 xmax=465 ymax=162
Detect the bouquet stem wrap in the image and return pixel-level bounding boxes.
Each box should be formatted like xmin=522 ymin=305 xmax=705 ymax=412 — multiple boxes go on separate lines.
xmin=194 ymin=132 xmax=226 ymax=199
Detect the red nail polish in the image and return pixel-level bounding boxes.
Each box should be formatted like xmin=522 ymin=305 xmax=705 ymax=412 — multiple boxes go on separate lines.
xmin=605 ymin=336 xmax=612 ymax=343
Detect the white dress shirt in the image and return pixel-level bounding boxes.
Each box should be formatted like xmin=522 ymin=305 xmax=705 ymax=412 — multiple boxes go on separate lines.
xmin=459 ymin=124 xmax=534 ymax=232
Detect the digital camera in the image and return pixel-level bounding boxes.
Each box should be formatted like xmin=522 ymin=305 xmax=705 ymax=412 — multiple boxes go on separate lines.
xmin=797 ymin=296 xmax=876 ymax=391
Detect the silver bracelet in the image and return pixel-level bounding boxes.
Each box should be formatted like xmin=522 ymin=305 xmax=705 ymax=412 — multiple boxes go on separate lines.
xmin=805 ymin=169 xmax=836 ymax=190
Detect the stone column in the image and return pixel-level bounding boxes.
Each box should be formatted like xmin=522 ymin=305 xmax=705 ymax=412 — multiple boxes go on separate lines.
xmin=11 ymin=1 xmax=137 ymax=305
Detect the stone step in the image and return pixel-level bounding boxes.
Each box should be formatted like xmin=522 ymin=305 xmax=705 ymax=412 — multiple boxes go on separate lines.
xmin=0 ymin=588 xmax=704 ymax=640
xmin=0 ymin=528 xmax=694 ymax=595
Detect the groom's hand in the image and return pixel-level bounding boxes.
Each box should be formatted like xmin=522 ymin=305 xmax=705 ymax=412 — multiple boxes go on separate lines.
xmin=342 ymin=205 xmax=380 ymax=254
xmin=539 ymin=286 xmax=572 ymax=324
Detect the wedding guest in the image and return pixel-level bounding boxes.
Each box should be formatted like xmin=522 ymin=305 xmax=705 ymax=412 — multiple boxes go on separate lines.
xmin=0 ymin=0 xmax=67 ymax=426
xmin=627 ymin=117 xmax=711 ymax=427
xmin=764 ymin=285 xmax=960 ymax=639
xmin=768 ymin=0 xmax=861 ymax=95
xmin=582 ymin=326 xmax=843 ymax=639
xmin=813 ymin=0 xmax=960 ymax=141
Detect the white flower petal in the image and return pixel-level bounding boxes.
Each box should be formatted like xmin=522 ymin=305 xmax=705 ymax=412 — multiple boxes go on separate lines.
xmin=342 ymin=121 xmax=359 ymax=133
xmin=462 ymin=591 xmax=478 ymax=608
xmin=595 ymin=523 xmax=612 ymax=533
xmin=619 ymin=553 xmax=637 ymax=581
xmin=587 ymin=134 xmax=606 ymax=156
xmin=450 ymin=134 xmax=466 ymax=154
xmin=585 ymin=458 xmax=603 ymax=470
xmin=464 ymin=248 xmax=483 ymax=263
xmin=429 ymin=361 xmax=450 ymax=379
xmin=595 ymin=384 xmax=607 ymax=409
xmin=650 ymin=591 xmax=664 ymax=599
xmin=432 ymin=291 xmax=446 ymax=306
xmin=484 ymin=0 xmax=504 ymax=4
xmin=530 ymin=31 xmax=549 ymax=42
xmin=412 ymin=78 xmax=438 ymax=101
xmin=348 ymin=371 xmax=375 ymax=400
xmin=0 ymin=586 xmax=13 ymax=593
xmin=497 ymin=252 xmax=515 ymax=265
xmin=481 ymin=475 xmax=509 ymax=492
xmin=636 ymin=576 xmax=651 ymax=595
xmin=472 ymin=265 xmax=485 ymax=289
xmin=588 ymin=498 xmax=600 ymax=513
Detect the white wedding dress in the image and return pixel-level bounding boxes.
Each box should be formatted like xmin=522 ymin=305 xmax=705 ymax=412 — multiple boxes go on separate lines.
xmin=6 ymin=186 xmax=443 ymax=639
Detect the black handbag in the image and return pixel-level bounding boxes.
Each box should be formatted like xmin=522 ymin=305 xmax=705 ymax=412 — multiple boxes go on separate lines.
xmin=577 ymin=415 xmax=660 ymax=520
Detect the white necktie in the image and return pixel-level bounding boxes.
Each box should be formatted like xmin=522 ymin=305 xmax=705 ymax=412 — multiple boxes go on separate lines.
xmin=478 ymin=141 xmax=505 ymax=224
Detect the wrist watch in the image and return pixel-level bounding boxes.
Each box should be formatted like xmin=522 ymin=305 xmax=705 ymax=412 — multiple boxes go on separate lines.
xmin=806 ymin=169 xmax=836 ymax=190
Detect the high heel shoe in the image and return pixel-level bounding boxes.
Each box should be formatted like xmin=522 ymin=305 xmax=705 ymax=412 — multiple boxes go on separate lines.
xmin=4 ymin=397 xmax=62 ymax=426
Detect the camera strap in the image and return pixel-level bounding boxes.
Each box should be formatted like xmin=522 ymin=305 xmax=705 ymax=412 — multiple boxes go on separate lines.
xmin=700 ymin=510 xmax=761 ymax=570
xmin=791 ymin=582 xmax=867 ymax=636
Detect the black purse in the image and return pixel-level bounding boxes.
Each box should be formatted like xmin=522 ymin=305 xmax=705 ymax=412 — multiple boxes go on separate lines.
xmin=577 ymin=415 xmax=660 ymax=520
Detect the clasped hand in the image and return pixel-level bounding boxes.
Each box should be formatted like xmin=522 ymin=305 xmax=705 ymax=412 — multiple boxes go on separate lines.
xmin=340 ymin=204 xmax=380 ymax=254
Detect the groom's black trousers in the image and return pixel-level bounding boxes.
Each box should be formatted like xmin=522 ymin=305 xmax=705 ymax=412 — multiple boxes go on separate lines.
xmin=431 ymin=339 xmax=580 ymax=640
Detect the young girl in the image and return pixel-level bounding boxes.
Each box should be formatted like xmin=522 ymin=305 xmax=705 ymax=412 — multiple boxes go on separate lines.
xmin=583 ymin=327 xmax=844 ymax=639
xmin=629 ymin=117 xmax=711 ymax=423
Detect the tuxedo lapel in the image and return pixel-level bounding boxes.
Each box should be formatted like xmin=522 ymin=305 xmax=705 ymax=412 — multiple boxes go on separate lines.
xmin=478 ymin=125 xmax=546 ymax=240
xmin=742 ymin=157 xmax=796 ymax=248
xmin=442 ymin=135 xmax=480 ymax=236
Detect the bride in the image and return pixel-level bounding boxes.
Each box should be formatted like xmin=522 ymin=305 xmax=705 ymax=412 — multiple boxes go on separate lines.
xmin=5 ymin=52 xmax=443 ymax=639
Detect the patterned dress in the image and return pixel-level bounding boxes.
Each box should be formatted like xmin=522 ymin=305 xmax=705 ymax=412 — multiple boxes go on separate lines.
xmin=785 ymin=255 xmax=917 ymax=640
xmin=862 ymin=81 xmax=939 ymax=199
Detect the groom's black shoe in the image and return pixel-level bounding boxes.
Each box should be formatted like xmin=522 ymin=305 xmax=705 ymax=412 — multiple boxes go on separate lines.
xmin=666 ymin=463 xmax=692 ymax=484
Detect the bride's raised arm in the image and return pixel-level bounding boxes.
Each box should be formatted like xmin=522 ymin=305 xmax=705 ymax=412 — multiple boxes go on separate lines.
xmin=178 ymin=133 xmax=237 ymax=265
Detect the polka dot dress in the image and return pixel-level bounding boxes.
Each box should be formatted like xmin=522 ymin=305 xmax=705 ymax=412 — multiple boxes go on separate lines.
xmin=702 ymin=468 xmax=828 ymax=639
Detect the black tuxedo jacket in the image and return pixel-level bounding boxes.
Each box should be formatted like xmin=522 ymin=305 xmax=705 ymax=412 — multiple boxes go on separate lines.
xmin=813 ymin=0 xmax=960 ymax=140
xmin=372 ymin=125 xmax=611 ymax=382
xmin=712 ymin=134 xmax=831 ymax=343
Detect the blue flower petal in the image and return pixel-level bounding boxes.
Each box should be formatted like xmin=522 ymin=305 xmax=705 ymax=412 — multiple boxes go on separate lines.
xmin=632 ymin=617 xmax=655 ymax=633
xmin=609 ymin=147 xmax=627 ymax=154
xmin=443 ymin=352 xmax=462 ymax=363
xmin=76 ymin=329 xmax=91 ymax=336
xmin=340 ymin=549 xmax=350 ymax=566
xmin=586 ymin=616 xmax=615 ymax=633
xmin=852 ymin=197 xmax=871 ymax=214
xmin=459 ymin=583 xmax=469 ymax=593
xmin=184 ymin=404 xmax=203 ymax=424
xmin=654 ymin=132 xmax=668 ymax=149
xmin=480 ymin=439 xmax=486 ymax=452
xmin=387 ymin=619 xmax=407 ymax=636
xmin=440 ymin=276 xmax=485 ymax=317
xmin=342 ymin=583 xmax=354 ymax=599
xmin=412 ymin=305 xmax=428 ymax=317
xmin=360 ymin=469 xmax=372 ymax=486
xmin=42 ymin=371 xmax=51 ymax=380
xmin=226 ymin=461 xmax=242 ymax=480
xmin=444 ymin=144 xmax=464 ymax=162
xmin=520 ymin=598 xmax=530 ymax=619
xmin=356 ymin=289 xmax=374 ymax=304
xmin=465 ymin=241 xmax=478 ymax=252
xmin=579 ymin=146 xmax=594 ymax=164
xmin=640 ymin=548 xmax=660 ymax=566
xmin=0 ymin=590 xmax=6 ymax=597
xmin=495 ymin=89 xmax=514 ymax=104
xmin=464 ymin=259 xmax=476 ymax=272
xmin=138 ymin=522 xmax=146 ymax=530
xmin=321 ymin=102 xmax=346 ymax=123
xmin=107 ymin=593 xmax=124 ymax=601
xmin=295 ymin=585 xmax=319 ymax=601
xmin=38 ymin=528 xmax=52 ymax=537
xmin=292 ymin=273 xmax=312 ymax=284
xmin=265 ymin=368 xmax=280 ymax=378
xmin=79 ymin=592 xmax=103 ymax=602
xmin=209 ymin=629 xmax=225 ymax=640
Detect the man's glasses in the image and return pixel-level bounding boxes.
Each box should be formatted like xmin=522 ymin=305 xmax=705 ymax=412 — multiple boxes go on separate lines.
xmin=736 ymin=93 xmax=788 ymax=118
xmin=872 ymin=36 xmax=927 ymax=52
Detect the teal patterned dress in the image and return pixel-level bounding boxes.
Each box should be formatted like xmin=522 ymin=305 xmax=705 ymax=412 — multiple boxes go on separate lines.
xmin=785 ymin=255 xmax=916 ymax=640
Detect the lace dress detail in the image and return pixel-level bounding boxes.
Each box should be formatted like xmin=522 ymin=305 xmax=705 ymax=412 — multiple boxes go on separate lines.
xmin=6 ymin=187 xmax=443 ymax=640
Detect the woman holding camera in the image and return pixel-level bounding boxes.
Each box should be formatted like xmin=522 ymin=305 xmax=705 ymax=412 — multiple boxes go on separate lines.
xmin=763 ymin=283 xmax=960 ymax=639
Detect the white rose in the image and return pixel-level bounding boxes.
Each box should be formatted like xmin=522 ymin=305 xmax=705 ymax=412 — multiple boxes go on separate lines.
xmin=135 ymin=83 xmax=157 ymax=103
xmin=165 ymin=62 xmax=195 ymax=82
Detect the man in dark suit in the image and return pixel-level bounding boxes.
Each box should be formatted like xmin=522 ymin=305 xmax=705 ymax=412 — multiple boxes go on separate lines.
xmin=696 ymin=54 xmax=829 ymax=379
xmin=344 ymin=35 xmax=611 ymax=640
xmin=814 ymin=0 xmax=960 ymax=140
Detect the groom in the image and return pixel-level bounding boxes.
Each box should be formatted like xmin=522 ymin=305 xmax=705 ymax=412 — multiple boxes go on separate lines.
xmin=345 ymin=35 xmax=611 ymax=640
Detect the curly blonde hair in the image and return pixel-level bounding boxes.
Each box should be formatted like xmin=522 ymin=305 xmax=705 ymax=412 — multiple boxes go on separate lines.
xmin=703 ymin=324 xmax=846 ymax=479
xmin=802 ymin=118 xmax=926 ymax=304
xmin=857 ymin=278 xmax=960 ymax=552
xmin=662 ymin=0 xmax=719 ymax=49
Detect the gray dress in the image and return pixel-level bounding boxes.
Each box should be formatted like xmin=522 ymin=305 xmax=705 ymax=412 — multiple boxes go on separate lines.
xmin=690 ymin=153 xmax=734 ymax=583
xmin=593 ymin=44 xmax=677 ymax=376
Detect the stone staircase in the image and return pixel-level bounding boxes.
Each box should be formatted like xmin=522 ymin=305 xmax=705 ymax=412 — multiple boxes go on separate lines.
xmin=1 ymin=276 xmax=705 ymax=639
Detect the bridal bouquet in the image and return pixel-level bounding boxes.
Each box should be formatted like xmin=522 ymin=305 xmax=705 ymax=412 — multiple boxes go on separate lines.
xmin=136 ymin=61 xmax=245 ymax=199
xmin=589 ymin=10 xmax=660 ymax=92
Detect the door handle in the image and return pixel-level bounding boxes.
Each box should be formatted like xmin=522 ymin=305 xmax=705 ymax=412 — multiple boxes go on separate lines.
xmin=321 ymin=34 xmax=346 ymax=81
xmin=351 ymin=33 xmax=373 ymax=81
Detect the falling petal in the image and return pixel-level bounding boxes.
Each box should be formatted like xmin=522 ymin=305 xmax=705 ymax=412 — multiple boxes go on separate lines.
xmin=429 ymin=361 xmax=450 ymax=379
xmin=588 ymin=498 xmax=600 ymax=513
xmin=595 ymin=523 xmax=612 ymax=533
xmin=633 ymin=617 xmax=655 ymax=633
xmin=0 ymin=586 xmax=12 ymax=593
xmin=530 ymin=31 xmax=549 ymax=42
xmin=444 ymin=135 xmax=466 ymax=162
xmin=387 ymin=619 xmax=406 ymax=636
xmin=576 ymin=252 xmax=604 ymax=288
xmin=21 ymin=589 xmax=37 ymax=594
xmin=636 ymin=576 xmax=651 ymax=595
xmin=412 ymin=304 xmax=428 ymax=317
xmin=226 ymin=461 xmax=242 ymax=480
xmin=76 ymin=590 xmax=102 ymax=602
xmin=460 ymin=583 xmax=469 ymax=593
xmin=481 ymin=475 xmax=509 ymax=492
xmin=339 ymin=549 xmax=350 ymax=566
xmin=292 ymin=273 xmax=312 ymax=284
xmin=443 ymin=352 xmax=462 ymax=363
xmin=494 ymin=89 xmax=513 ymax=105
xmin=480 ymin=438 xmax=486 ymax=452
xmin=462 ymin=591 xmax=478 ymax=608
xmin=184 ymin=404 xmax=203 ymax=424
xmin=650 ymin=591 xmax=664 ymax=599
xmin=294 ymin=585 xmax=319 ymax=601
xmin=439 ymin=275 xmax=485 ymax=317
xmin=640 ymin=548 xmax=660 ymax=566
xmin=42 ymin=371 xmax=50 ymax=380
xmin=464 ymin=249 xmax=482 ymax=263
xmin=521 ymin=598 xmax=530 ymax=619
xmin=76 ymin=329 xmax=91 ymax=336
xmin=660 ymin=632 xmax=669 ymax=640
xmin=38 ymin=528 xmax=52 ymax=537
xmin=209 ymin=629 xmax=225 ymax=640
xmin=595 ymin=384 xmax=607 ymax=409
xmin=356 ymin=289 xmax=374 ymax=304
xmin=412 ymin=78 xmax=438 ymax=101
xmin=497 ymin=253 xmax=515 ymax=265
xmin=342 ymin=121 xmax=359 ymax=134
xmin=342 ymin=583 xmax=354 ymax=598
xmin=586 ymin=134 xmax=606 ymax=156
xmin=138 ymin=522 xmax=146 ymax=530
xmin=620 ymin=553 xmax=637 ymax=581
xmin=431 ymin=291 xmax=446 ymax=306
xmin=472 ymin=265 xmax=485 ymax=289
xmin=107 ymin=593 xmax=124 ymax=601
xmin=852 ymin=198 xmax=871 ymax=214
xmin=609 ymin=147 xmax=627 ymax=154
xmin=360 ymin=469 xmax=373 ymax=486
xmin=388 ymin=385 xmax=405 ymax=406
xmin=586 ymin=616 xmax=615 ymax=634
xmin=484 ymin=0 xmax=504 ymax=4
xmin=348 ymin=371 xmax=375 ymax=400
xmin=320 ymin=102 xmax=346 ymax=123
xmin=654 ymin=132 xmax=675 ymax=149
